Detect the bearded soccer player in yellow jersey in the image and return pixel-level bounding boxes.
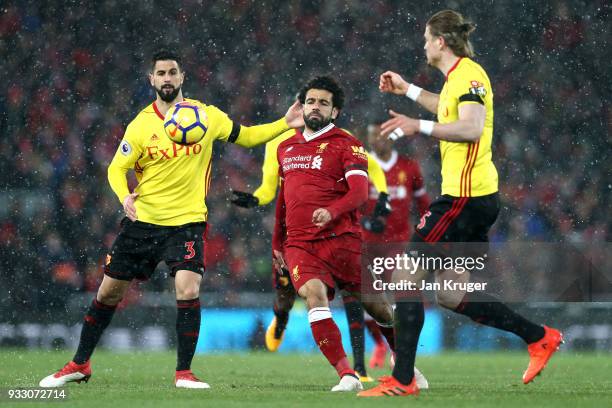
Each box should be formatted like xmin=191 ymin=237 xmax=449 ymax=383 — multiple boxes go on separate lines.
xmin=359 ymin=11 xmax=562 ymax=397
xmin=39 ymin=50 xmax=304 ymax=390
xmin=229 ymin=129 xmax=392 ymax=382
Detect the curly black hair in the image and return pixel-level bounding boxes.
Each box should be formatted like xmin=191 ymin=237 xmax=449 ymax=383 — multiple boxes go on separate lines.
xmin=298 ymin=76 xmax=345 ymax=111
xmin=151 ymin=50 xmax=183 ymax=72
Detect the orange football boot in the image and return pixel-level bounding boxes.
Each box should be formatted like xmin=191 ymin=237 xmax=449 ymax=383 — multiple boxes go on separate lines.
xmin=357 ymin=375 xmax=419 ymax=397
xmin=523 ymin=325 xmax=563 ymax=384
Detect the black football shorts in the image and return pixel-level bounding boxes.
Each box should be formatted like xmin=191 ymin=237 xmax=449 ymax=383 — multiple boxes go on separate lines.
xmin=104 ymin=218 xmax=207 ymax=281
xmin=412 ymin=193 xmax=500 ymax=244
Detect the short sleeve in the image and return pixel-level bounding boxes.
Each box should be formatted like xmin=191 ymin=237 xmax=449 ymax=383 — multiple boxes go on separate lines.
xmin=447 ymin=67 xmax=489 ymax=106
xmin=342 ymin=141 xmax=368 ymax=179
xmin=205 ymin=105 xmax=240 ymax=142
xmin=109 ymin=121 xmax=144 ymax=170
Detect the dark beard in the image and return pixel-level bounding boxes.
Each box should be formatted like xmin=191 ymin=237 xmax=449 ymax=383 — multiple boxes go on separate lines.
xmin=155 ymin=85 xmax=181 ymax=102
xmin=304 ymin=113 xmax=332 ymax=132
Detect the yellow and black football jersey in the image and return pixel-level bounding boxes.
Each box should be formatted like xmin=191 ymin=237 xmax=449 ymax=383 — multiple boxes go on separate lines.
xmin=437 ymin=57 xmax=498 ymax=197
xmin=108 ymin=98 xmax=289 ymax=225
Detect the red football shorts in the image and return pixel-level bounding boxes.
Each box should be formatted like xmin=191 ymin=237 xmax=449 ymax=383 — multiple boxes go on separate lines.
xmin=284 ymin=233 xmax=362 ymax=300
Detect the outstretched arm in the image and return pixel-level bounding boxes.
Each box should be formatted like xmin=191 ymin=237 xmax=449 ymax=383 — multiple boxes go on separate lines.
xmin=381 ymin=103 xmax=485 ymax=143
xmin=379 ymin=71 xmax=439 ymax=114
xmin=233 ymin=101 xmax=304 ymax=148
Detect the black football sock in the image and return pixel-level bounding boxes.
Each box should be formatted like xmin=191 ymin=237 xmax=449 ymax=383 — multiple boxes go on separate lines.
xmin=454 ymin=292 xmax=545 ymax=344
xmin=343 ymin=297 xmax=366 ymax=375
xmin=176 ymin=298 xmax=201 ymax=371
xmin=73 ymin=299 xmax=117 ymax=364
xmin=377 ymin=323 xmax=396 ymax=352
xmin=392 ymin=301 xmax=424 ymax=385
xmin=273 ymin=301 xmax=290 ymax=338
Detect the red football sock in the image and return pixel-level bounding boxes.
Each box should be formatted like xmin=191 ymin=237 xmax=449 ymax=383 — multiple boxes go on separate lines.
xmin=309 ymin=307 xmax=354 ymax=378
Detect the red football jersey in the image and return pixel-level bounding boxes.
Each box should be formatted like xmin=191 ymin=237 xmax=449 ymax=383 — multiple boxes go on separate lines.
xmin=363 ymin=150 xmax=429 ymax=243
xmin=277 ymin=124 xmax=368 ymax=244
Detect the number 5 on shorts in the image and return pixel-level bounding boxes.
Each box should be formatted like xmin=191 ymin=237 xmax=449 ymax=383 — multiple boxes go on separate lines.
xmin=417 ymin=211 xmax=431 ymax=230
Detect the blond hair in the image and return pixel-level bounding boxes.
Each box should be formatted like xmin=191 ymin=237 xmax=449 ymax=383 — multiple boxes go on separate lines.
xmin=427 ymin=10 xmax=476 ymax=58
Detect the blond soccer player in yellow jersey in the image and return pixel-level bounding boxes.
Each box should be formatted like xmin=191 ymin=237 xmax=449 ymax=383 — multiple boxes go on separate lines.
xmin=39 ymin=50 xmax=304 ymax=390
xmin=229 ymin=129 xmax=391 ymax=382
xmin=359 ymin=10 xmax=562 ymax=398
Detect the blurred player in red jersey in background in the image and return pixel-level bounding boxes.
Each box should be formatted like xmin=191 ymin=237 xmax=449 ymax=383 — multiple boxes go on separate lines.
xmin=360 ymin=123 xmax=430 ymax=369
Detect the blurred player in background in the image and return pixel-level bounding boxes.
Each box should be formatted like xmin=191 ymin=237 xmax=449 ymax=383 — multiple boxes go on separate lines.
xmin=231 ymin=129 xmax=389 ymax=382
xmin=359 ymin=10 xmax=562 ymax=397
xmin=39 ymin=50 xmax=304 ymax=389
xmin=360 ymin=123 xmax=430 ymax=369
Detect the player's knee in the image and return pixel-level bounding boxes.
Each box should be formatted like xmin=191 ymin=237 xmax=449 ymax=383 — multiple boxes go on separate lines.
xmin=380 ymin=304 xmax=394 ymax=324
xmin=97 ymin=291 xmax=123 ymax=306
xmin=368 ymin=303 xmax=393 ymax=325
xmin=176 ymin=286 xmax=200 ymax=300
xmin=304 ymin=293 xmax=328 ymax=309
xmin=298 ymin=279 xmax=328 ymax=306
xmin=174 ymin=272 xmax=202 ymax=300
xmin=298 ymin=287 xmax=328 ymax=309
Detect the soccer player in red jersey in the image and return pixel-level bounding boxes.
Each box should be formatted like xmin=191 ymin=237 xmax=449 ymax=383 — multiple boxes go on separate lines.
xmin=360 ymin=123 xmax=430 ymax=369
xmin=362 ymin=123 xmax=430 ymax=243
xmin=271 ymin=76 xmax=396 ymax=392
xmin=230 ymin=128 xmax=391 ymax=382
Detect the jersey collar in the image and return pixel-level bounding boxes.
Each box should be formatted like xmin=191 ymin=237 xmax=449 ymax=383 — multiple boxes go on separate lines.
xmin=371 ymin=150 xmax=398 ymax=172
xmin=152 ymin=101 xmax=165 ymax=120
xmin=445 ymin=57 xmax=463 ymax=80
xmin=302 ymin=123 xmax=335 ymax=142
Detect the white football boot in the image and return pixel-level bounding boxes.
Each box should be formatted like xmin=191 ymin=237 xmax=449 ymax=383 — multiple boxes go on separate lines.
xmin=39 ymin=360 xmax=91 ymax=388
xmin=414 ymin=367 xmax=429 ymax=390
xmin=331 ymin=374 xmax=363 ymax=392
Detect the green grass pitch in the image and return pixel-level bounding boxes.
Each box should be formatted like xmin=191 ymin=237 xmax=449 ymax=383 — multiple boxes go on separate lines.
xmin=1 ymin=349 xmax=611 ymax=407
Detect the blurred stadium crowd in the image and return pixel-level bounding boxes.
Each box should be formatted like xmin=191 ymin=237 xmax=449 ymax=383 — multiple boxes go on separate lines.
xmin=0 ymin=1 xmax=609 ymax=315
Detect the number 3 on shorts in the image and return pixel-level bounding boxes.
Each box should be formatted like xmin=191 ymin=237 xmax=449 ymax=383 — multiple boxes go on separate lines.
xmin=184 ymin=241 xmax=196 ymax=259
